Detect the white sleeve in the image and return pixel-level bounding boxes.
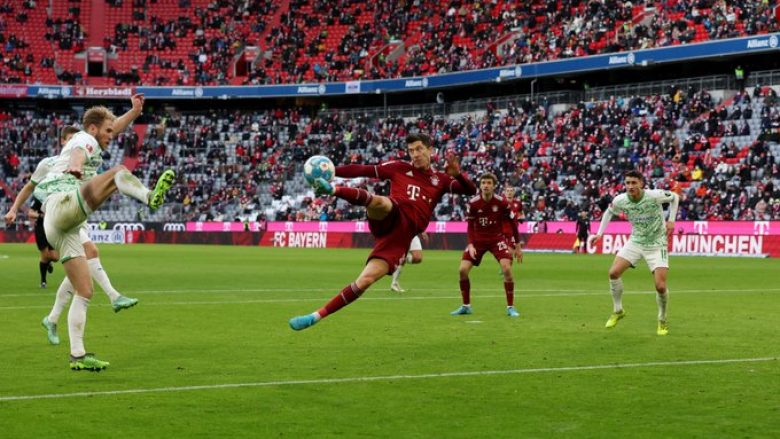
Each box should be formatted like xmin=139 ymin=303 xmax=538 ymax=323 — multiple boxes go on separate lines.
xmin=597 ymin=209 xmax=614 ymax=235
xmin=648 ymin=189 xmax=677 ymax=204
xmin=29 ymin=159 xmax=51 ymax=185
xmin=666 ymin=192 xmax=680 ymax=222
xmin=606 ymin=194 xmax=625 ymax=216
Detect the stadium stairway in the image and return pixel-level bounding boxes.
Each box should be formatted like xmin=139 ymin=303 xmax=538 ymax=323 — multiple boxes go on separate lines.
xmin=88 ymin=0 xmax=107 ymax=47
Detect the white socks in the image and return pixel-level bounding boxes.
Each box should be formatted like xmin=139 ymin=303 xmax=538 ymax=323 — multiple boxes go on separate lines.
xmin=391 ymin=265 xmax=402 ymax=284
xmin=657 ymin=289 xmax=668 ymax=322
xmin=609 ymin=278 xmax=624 ymax=313
xmin=68 ymin=295 xmax=90 ymax=358
xmin=48 ymin=277 xmax=74 ymax=324
xmin=88 ymin=258 xmax=121 ymax=302
xmin=114 ymin=169 xmax=151 ymax=205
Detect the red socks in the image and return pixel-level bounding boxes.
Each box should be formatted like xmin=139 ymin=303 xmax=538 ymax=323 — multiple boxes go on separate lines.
xmin=459 ymin=279 xmax=471 ymax=305
xmin=504 ymin=281 xmax=514 ymax=307
xmin=318 ymin=282 xmax=365 ymax=318
xmin=334 ymin=187 xmax=373 ymax=206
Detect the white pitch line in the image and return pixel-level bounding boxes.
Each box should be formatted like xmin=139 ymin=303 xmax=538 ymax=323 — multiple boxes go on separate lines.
xmin=0 ymin=288 xmax=777 ymax=311
xmin=1 ymin=288 xmax=778 ymax=311
xmin=2 ymin=287 xmax=779 ymax=299
xmin=0 ymin=357 xmax=775 ymax=402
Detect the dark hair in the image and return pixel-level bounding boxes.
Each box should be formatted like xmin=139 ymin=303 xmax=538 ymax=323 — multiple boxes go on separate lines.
xmin=624 ymin=170 xmax=645 ymax=182
xmin=405 ymin=133 xmax=432 ymax=147
xmin=479 ymin=172 xmax=498 ymax=184
xmin=60 ymin=125 xmax=79 ymax=141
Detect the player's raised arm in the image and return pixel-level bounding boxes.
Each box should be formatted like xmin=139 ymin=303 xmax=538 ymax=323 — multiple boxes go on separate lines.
xmin=445 ymin=154 xmax=477 ymax=195
xmin=112 ymin=93 xmax=145 ymax=135
xmin=65 ymin=148 xmax=88 ymax=180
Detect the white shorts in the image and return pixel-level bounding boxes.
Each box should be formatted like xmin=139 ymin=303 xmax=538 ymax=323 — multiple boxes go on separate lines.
xmin=79 ymin=224 xmax=91 ymax=245
xmin=408 ymin=235 xmax=422 ymax=252
xmin=43 ymin=191 xmax=89 ymax=262
xmin=616 ymin=240 xmax=669 ymax=272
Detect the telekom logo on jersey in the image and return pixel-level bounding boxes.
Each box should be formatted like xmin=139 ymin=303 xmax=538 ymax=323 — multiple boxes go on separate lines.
xmin=407 ymin=185 xmax=421 ymax=200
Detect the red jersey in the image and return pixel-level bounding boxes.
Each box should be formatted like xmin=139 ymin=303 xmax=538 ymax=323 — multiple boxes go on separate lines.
xmin=336 ymin=160 xmax=477 ymax=232
xmin=502 ymin=198 xmax=524 ymax=240
xmin=507 ymin=199 xmax=523 ymax=221
xmin=467 ymin=194 xmax=519 ymax=246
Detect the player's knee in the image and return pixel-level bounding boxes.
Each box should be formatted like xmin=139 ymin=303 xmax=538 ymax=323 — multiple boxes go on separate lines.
xmin=83 ymin=242 xmax=99 ymax=259
xmin=655 ymin=282 xmax=667 ymax=294
xmin=608 ymin=270 xmax=621 ymax=280
xmin=357 ymin=272 xmax=381 ymax=287
xmin=503 ymin=271 xmax=514 ymax=282
xmin=410 ymin=253 xmax=422 ymax=264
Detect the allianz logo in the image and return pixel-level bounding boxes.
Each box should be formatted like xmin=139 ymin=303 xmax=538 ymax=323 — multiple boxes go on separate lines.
xmin=297 ymin=84 xmax=327 ymax=94
xmin=38 ymin=87 xmax=64 ymax=95
xmin=172 ymin=89 xmax=195 ymax=96
xmin=608 ymin=53 xmax=635 ymax=65
xmin=404 ymin=78 xmax=428 ymax=87
xmin=747 ymin=35 xmax=778 ymax=48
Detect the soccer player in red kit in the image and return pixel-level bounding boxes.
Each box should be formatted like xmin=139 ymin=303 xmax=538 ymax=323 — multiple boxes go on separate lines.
xmin=451 ymin=173 xmax=523 ymax=317
xmin=289 ymin=133 xmax=477 ymax=330
xmin=502 ymin=185 xmax=524 ymax=247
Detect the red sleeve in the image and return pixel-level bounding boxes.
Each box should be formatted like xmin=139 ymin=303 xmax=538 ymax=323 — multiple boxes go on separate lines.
xmin=335 ymin=164 xmax=381 ymax=179
xmin=337 ymin=161 xmax=403 ymax=179
xmin=449 ymin=172 xmax=477 ymax=196
xmin=505 ymin=204 xmax=520 ymax=243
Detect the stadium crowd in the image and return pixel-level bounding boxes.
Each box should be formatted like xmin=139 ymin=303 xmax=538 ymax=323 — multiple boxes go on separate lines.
xmin=2 ymin=84 xmax=779 ymax=225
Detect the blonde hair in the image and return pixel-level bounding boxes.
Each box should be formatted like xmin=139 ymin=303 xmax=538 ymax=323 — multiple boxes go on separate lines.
xmin=82 ymin=106 xmax=117 ymax=130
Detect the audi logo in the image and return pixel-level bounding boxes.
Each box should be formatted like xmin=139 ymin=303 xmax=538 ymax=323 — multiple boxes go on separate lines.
xmin=112 ymin=223 xmax=146 ymax=231
xmin=163 ymin=223 xmax=186 ymax=232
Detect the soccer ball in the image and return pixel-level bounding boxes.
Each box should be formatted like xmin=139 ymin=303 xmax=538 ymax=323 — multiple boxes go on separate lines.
xmin=303 ymin=155 xmax=335 ymax=185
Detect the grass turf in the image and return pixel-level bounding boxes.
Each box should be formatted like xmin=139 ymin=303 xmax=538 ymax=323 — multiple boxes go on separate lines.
xmin=0 ymin=244 xmax=778 ymax=438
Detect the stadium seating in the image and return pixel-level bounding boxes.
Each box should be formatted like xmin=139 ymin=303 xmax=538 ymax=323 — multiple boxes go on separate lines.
xmin=3 ymin=83 xmax=778 ymax=223
xmin=2 ymin=1 xmax=779 ymax=85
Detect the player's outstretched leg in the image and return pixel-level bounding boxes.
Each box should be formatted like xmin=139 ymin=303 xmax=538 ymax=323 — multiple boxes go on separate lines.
xmin=313 ymin=177 xmax=334 ymax=196
xmin=149 ymin=169 xmax=176 ymax=210
xmin=289 ymin=282 xmax=365 ymax=331
xmin=289 ymin=260 xmax=386 ymax=331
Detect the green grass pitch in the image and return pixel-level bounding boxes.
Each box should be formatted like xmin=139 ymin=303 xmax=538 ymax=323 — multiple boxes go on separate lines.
xmin=0 ymin=243 xmax=778 ymax=438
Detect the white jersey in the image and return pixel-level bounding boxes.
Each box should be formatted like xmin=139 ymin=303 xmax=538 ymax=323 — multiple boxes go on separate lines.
xmin=30 ymin=156 xmax=58 ymax=186
xmin=608 ymin=189 xmax=677 ymax=247
xmin=34 ymin=131 xmax=103 ymax=203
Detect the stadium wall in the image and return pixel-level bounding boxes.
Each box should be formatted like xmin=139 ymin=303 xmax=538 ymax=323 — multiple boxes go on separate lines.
xmin=3 ymin=224 xmax=780 ymax=258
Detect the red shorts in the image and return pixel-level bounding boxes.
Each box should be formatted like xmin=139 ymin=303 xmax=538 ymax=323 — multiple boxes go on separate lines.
xmin=367 ymin=199 xmax=421 ymax=274
xmin=462 ymin=239 xmax=513 ymax=266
